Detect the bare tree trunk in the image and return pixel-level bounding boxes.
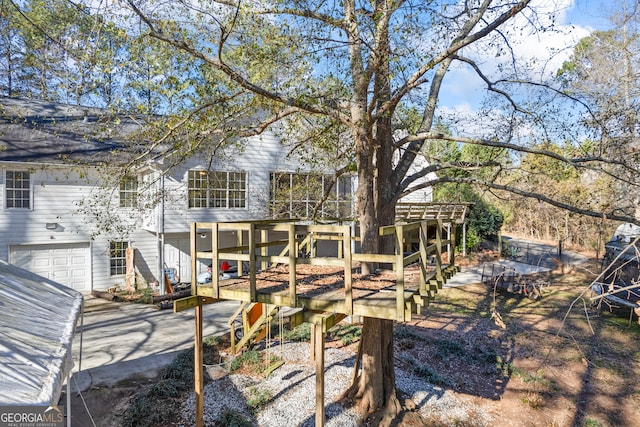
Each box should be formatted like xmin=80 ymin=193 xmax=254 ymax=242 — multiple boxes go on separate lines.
xmin=350 ymin=107 xmax=403 ymax=422
xmin=355 ymin=130 xmax=378 ymax=276
xmin=344 ymin=317 xmax=402 ymax=425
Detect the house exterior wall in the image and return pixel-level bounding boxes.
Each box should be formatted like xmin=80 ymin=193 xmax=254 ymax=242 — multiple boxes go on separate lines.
xmin=0 ymin=163 xmax=159 ymax=292
xmin=143 ymin=131 xmax=339 ymax=234
xmin=1 ymin=122 xmax=434 ymax=293
xmin=148 ymin=132 xmax=346 ymax=283
xmin=399 ymin=155 xmax=436 ymax=203
xmin=397 ymin=144 xmax=436 ymax=203
xmin=0 ymin=132 xmax=353 ymax=292
xmin=0 ymin=164 xmax=97 ymax=258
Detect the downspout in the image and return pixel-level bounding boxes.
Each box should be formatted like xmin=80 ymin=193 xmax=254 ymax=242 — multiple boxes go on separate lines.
xmin=157 ymin=173 xmax=166 ymax=296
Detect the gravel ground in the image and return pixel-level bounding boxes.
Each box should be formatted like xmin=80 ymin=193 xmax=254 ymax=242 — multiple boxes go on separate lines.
xmin=179 ymin=343 xmax=495 ymax=426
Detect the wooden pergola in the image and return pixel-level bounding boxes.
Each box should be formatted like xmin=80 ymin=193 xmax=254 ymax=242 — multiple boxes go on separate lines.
xmin=175 ymin=214 xmax=464 ymax=427
xmin=395 ymin=202 xmax=472 ymax=223
xmin=396 ymin=202 xmax=473 ymax=255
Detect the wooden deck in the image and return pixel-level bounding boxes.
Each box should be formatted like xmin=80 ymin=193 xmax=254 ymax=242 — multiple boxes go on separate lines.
xmin=178 ymin=218 xmax=460 ymax=322
xmin=195 ymin=263 xmax=457 ymax=320
xmin=178 ymin=215 xmax=464 ymax=427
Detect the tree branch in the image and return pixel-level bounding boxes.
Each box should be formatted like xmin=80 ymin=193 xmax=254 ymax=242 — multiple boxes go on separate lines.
xmin=390 ymin=0 xmax=531 ymax=110
xmin=453 ymin=54 xmax=531 ymax=114
xmin=391 ymin=1 xmax=532 ymax=193
xmin=400 ymin=132 xmax=640 ymax=179
xmin=409 ymin=175 xmax=637 ymax=224
xmin=125 ymin=0 xmax=350 ymax=123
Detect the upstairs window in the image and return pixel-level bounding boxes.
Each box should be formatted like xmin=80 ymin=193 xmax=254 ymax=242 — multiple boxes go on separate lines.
xmin=109 ymin=241 xmax=128 ymax=276
xmin=5 ymin=170 xmax=31 ymax=209
xmin=269 ymin=172 xmax=353 ymax=219
xmin=119 ymin=176 xmax=138 ymax=208
xmin=188 ymin=170 xmax=247 ymax=209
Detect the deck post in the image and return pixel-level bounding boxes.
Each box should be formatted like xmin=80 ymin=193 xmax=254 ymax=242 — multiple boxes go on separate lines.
xmin=261 ymin=228 xmax=268 ymax=271
xmin=435 ymin=220 xmax=443 ymax=283
xmin=446 ymin=223 xmax=451 ymax=264
xmin=462 ymin=222 xmax=467 ymax=257
xmin=314 ymin=320 xmax=325 ymax=427
xmin=237 ymin=225 xmax=245 ymax=272
xmin=449 ymin=223 xmax=456 ymax=267
xmin=395 ymin=224 xmax=405 ymax=321
xmin=419 ymin=221 xmax=427 ymax=293
xmin=249 ymin=223 xmax=257 ymax=301
xmin=311 ymin=232 xmax=317 ymax=258
xmin=310 ymin=322 xmax=316 ymax=362
xmin=190 ymin=223 xmax=197 ymax=296
xmin=212 ymin=222 xmax=219 ymax=299
xmin=343 ymin=225 xmax=353 ymax=315
xmin=195 ymin=302 xmax=204 ymax=427
xmin=288 ymin=223 xmax=297 ymax=305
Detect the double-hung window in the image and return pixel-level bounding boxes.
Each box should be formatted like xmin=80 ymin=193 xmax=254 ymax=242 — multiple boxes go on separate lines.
xmin=109 ymin=241 xmax=128 ymax=276
xmin=5 ymin=170 xmax=31 ymax=209
xmin=119 ymin=176 xmax=138 ymax=208
xmin=188 ymin=170 xmax=246 ymax=208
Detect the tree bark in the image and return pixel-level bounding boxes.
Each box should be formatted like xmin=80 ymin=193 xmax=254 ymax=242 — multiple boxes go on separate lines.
xmin=344 ymin=317 xmax=402 ymax=425
xmin=347 ymin=3 xmax=403 ymax=419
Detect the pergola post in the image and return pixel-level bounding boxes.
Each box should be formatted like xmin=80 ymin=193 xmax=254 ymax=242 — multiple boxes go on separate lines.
xmin=313 ymin=321 xmax=325 ymax=427
xmin=462 ymin=222 xmax=467 ymax=257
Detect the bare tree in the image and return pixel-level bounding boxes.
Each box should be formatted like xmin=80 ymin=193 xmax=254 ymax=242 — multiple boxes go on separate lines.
xmin=113 ymin=0 xmax=640 ymax=423
xmin=0 ymin=0 xmax=625 ymax=422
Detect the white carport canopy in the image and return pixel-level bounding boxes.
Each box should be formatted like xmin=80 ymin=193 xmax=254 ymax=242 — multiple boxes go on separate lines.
xmin=0 ymin=260 xmax=83 ymax=406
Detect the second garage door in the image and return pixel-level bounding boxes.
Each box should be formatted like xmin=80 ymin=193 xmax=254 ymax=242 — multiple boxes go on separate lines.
xmin=10 ymin=242 xmax=91 ymax=292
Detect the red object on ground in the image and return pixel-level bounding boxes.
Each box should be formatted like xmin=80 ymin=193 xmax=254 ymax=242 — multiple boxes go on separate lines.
xmin=220 ymin=261 xmax=230 ymax=271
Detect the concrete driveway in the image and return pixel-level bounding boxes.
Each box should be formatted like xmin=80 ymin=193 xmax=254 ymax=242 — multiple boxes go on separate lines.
xmin=445 ymin=238 xmax=590 ymax=288
xmin=69 ymin=296 xmax=240 ymax=392
xmin=444 ymin=259 xmax=550 ymax=288
xmin=502 ymin=237 xmax=589 ymax=269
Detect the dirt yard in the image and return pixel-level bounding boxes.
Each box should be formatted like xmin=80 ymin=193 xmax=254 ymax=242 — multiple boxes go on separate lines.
xmin=401 ymin=265 xmax=640 ymax=426
xmin=63 ymin=255 xmax=640 ymax=427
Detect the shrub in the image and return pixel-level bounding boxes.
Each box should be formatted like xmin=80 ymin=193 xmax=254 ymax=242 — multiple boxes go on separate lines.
xmin=216 ymin=409 xmax=253 ymax=427
xmin=328 ymin=323 xmax=361 ymax=345
xmin=246 ymin=387 xmax=271 ymax=413
xmin=282 ymin=323 xmax=311 ymax=341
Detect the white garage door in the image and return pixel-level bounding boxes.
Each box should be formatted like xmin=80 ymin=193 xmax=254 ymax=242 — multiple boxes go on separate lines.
xmin=10 ymin=243 xmax=91 ymax=292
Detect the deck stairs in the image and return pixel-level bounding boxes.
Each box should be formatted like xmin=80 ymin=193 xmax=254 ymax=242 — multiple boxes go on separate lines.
xmin=230 ymin=302 xmax=297 ymax=354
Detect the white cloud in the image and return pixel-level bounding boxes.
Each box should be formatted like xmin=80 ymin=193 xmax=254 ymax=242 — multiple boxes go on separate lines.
xmin=439 ymin=0 xmax=596 ymax=117
xmin=508 ymin=0 xmax=593 ymax=78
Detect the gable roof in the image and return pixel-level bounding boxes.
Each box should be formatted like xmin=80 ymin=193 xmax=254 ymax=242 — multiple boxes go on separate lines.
xmin=0 ymin=97 xmax=141 ymax=165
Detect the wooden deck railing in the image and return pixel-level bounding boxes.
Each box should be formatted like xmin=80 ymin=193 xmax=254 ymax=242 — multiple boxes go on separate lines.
xmin=189 ymin=218 xmax=457 ymax=321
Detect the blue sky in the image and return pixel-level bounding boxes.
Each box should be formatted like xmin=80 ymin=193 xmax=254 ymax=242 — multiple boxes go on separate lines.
xmin=438 ymin=0 xmax=618 ymax=114
xmin=565 ymin=0 xmax=614 ymax=29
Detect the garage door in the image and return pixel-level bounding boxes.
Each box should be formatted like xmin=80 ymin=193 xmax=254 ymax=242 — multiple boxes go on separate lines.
xmin=10 ymin=243 xmax=91 ymax=292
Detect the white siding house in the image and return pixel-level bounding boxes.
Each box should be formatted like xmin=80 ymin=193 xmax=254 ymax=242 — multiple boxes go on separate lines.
xmin=0 ymin=98 xmax=148 ymax=292
xmin=1 ymin=97 xmax=436 ymax=293
xmin=0 ymin=97 xmax=359 ymax=292
xmin=140 ymin=128 xmax=360 ymax=284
